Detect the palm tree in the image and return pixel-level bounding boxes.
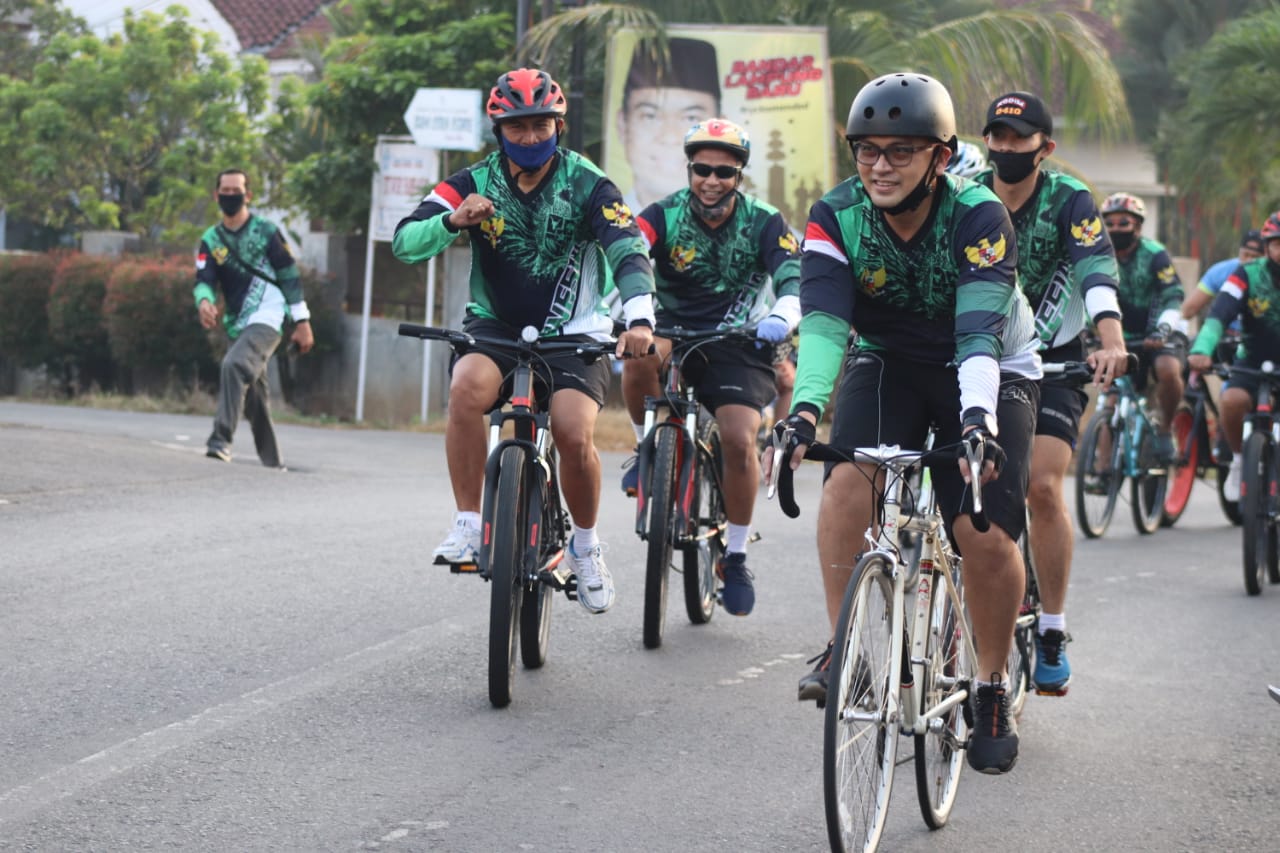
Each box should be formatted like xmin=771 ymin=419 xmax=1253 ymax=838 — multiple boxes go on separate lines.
xmin=520 ymin=0 xmax=1130 ymax=154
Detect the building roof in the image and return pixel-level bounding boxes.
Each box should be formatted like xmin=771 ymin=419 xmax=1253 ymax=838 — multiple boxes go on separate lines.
xmin=210 ymin=0 xmax=333 ymax=55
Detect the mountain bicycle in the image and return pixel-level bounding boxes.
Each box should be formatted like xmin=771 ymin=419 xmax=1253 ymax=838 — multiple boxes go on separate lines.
xmin=1074 ymin=350 xmax=1171 ymax=538
xmin=1228 ymin=361 xmax=1280 ymax=596
xmin=770 ymin=426 xmax=988 ymax=853
xmin=633 ymin=326 xmax=754 ymax=649
xmin=1162 ymin=335 xmax=1241 ymax=527
xmin=397 ymin=322 xmax=615 ymax=707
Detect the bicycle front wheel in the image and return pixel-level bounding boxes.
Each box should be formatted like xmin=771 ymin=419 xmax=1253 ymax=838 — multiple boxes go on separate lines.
xmin=1131 ymin=427 xmax=1168 ymax=534
xmin=915 ymin=559 xmax=974 ymax=829
xmin=1075 ymin=412 xmax=1120 ymax=538
xmin=1161 ymin=407 xmax=1197 ymax=527
xmin=643 ymin=427 xmax=679 ymax=648
xmin=825 ymin=553 xmax=900 ymax=853
xmin=1006 ymin=529 xmax=1037 ymax=719
xmin=520 ymin=456 xmax=558 ymax=669
xmin=487 ymin=445 xmax=528 ymax=708
xmin=1240 ymin=432 xmax=1276 ymax=596
xmin=683 ymin=418 xmax=723 ymax=625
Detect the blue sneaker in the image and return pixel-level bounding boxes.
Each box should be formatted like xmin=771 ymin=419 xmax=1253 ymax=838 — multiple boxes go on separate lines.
xmin=717 ymin=551 xmax=755 ymax=615
xmin=621 ymin=454 xmax=639 ymax=497
xmin=1033 ymin=629 xmax=1071 ymax=696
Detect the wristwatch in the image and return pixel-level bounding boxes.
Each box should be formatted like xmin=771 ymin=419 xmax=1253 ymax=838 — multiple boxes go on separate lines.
xmin=961 ymin=407 xmax=998 ymax=438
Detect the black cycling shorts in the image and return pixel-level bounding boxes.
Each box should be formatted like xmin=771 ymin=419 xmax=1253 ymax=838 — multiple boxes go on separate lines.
xmin=1130 ymin=342 xmax=1185 ymax=394
xmin=452 ymin=316 xmax=611 ymax=409
xmin=826 ymin=350 xmax=1039 ymax=547
xmin=674 ymin=338 xmax=777 ymax=413
xmin=1037 ymin=338 xmax=1088 ymax=447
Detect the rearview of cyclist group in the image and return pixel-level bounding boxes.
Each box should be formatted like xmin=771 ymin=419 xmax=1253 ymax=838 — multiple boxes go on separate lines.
xmin=390 ymin=62 xmax=1280 ymax=816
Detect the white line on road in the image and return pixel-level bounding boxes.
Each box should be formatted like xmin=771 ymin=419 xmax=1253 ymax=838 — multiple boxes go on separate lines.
xmin=0 ymin=620 xmax=464 ymax=826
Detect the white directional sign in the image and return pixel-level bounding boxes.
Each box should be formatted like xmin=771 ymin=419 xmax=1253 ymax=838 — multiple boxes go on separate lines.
xmin=370 ymin=140 xmax=438 ymax=243
xmin=403 ymin=88 xmax=484 ymax=152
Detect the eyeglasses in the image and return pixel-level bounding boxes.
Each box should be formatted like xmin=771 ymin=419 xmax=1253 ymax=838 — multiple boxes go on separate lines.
xmin=688 ymin=162 xmax=742 ymax=179
xmin=852 ymin=142 xmax=934 ymax=167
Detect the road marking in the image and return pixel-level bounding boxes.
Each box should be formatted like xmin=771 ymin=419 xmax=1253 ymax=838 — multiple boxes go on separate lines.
xmin=0 ymin=620 xmax=464 ymax=826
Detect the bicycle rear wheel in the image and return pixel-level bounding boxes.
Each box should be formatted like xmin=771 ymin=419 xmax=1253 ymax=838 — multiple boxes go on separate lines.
xmin=825 ymin=553 xmax=900 ymax=853
xmin=487 ymin=445 xmax=528 ymax=708
xmin=1161 ymin=407 xmax=1197 ymax=527
xmin=1131 ymin=427 xmax=1168 ymax=534
xmin=1240 ymin=432 xmax=1276 ymax=596
xmin=643 ymin=427 xmax=679 ymax=648
xmin=915 ymin=558 xmax=974 ymax=829
xmin=520 ymin=453 xmax=559 ymax=669
xmin=1075 ymin=412 xmax=1121 ymax=538
xmin=683 ymin=418 xmax=723 ymax=625
xmin=1217 ymin=456 xmax=1243 ymax=526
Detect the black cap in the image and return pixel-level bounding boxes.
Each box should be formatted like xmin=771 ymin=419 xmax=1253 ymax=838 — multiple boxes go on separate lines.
xmin=982 ymin=91 xmax=1053 ymax=137
xmin=1241 ymin=229 xmax=1264 ymax=253
xmin=624 ymin=38 xmax=720 ymax=104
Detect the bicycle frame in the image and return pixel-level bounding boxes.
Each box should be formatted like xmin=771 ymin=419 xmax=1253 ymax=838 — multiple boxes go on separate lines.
xmin=1100 ymin=376 xmax=1160 ymax=480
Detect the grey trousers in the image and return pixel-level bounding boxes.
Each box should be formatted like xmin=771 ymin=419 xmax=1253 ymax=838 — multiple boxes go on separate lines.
xmin=207 ymin=323 xmax=282 ymax=467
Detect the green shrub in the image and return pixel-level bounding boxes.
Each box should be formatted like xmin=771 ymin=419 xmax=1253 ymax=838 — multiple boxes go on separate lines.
xmin=0 ymin=252 xmax=57 ymax=368
xmin=48 ymin=252 xmax=117 ymax=391
xmin=103 ymin=257 xmax=214 ymax=390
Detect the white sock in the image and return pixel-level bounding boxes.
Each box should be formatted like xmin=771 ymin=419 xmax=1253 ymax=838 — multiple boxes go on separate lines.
xmin=726 ymin=523 xmax=751 ymax=554
xmin=456 ymin=511 xmax=481 ymax=530
xmin=1039 ymin=612 xmax=1065 ymax=634
xmin=573 ymin=525 xmax=599 ymax=555
xmin=632 ymin=423 xmax=646 ymax=443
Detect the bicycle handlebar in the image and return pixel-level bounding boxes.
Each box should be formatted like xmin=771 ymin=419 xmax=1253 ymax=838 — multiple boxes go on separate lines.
xmin=653 ymin=325 xmax=758 ymax=344
xmin=397 ymin=322 xmax=616 ymax=362
xmin=1041 ymin=353 xmax=1140 ymax=386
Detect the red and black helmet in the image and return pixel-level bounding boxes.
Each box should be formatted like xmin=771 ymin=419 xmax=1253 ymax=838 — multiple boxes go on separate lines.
xmin=1260 ymin=210 xmax=1280 ymax=243
xmin=486 ymin=68 xmax=567 ymax=122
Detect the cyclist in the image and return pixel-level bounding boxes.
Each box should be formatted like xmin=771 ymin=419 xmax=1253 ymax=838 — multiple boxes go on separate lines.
xmin=392 ymin=68 xmax=656 ymax=615
xmin=1102 ymin=191 xmax=1186 ymax=462
xmin=621 ymin=118 xmax=801 ymax=616
xmin=1181 ymin=228 xmax=1264 ymax=325
xmin=771 ymin=72 xmax=1041 ymax=774
xmin=977 ymin=91 xmax=1128 ymax=697
xmin=1188 ymin=211 xmax=1280 ymax=498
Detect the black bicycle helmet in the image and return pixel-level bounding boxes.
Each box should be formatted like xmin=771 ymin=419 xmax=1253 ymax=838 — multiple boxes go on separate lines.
xmin=846 ymin=72 xmax=957 ymax=151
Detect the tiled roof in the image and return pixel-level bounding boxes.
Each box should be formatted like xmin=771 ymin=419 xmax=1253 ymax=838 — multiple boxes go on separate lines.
xmin=210 ymin=0 xmax=333 ymax=54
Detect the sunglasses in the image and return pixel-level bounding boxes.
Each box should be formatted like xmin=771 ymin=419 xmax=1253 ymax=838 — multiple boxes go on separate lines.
xmin=688 ymin=162 xmax=742 ymax=179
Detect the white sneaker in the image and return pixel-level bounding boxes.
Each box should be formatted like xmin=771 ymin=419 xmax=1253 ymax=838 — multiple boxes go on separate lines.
xmin=1225 ymin=455 xmax=1243 ymax=501
xmin=569 ymin=542 xmax=615 ymax=614
xmin=433 ymin=520 xmax=481 ymax=565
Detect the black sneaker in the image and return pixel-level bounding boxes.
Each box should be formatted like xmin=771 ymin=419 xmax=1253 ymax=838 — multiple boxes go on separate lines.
xmin=966 ymin=674 xmax=1019 ymax=774
xmin=1155 ymin=431 xmax=1177 ymax=465
xmin=717 ymin=551 xmax=755 ymax=615
xmin=206 ymin=445 xmax=232 ymax=462
xmin=798 ymin=642 xmax=833 ymax=707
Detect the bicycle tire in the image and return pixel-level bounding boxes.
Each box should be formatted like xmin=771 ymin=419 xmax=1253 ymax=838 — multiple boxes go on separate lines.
xmin=643 ymin=427 xmax=679 ymax=648
xmin=683 ymin=418 xmax=723 ymax=625
xmin=487 ymin=445 xmax=528 ymax=707
xmin=824 ymin=553 xmax=900 ymax=853
xmin=520 ymin=451 xmax=559 ymax=669
xmin=915 ymin=558 xmax=974 ymax=829
xmin=1241 ymin=432 xmax=1275 ymax=596
xmin=1006 ymin=527 xmax=1037 ymax=719
xmin=1217 ymin=462 xmax=1243 ymax=526
xmin=1075 ymin=412 xmax=1120 ymax=538
xmin=1161 ymin=407 xmax=1197 ymax=527
xmin=1130 ymin=426 xmax=1167 ymax=535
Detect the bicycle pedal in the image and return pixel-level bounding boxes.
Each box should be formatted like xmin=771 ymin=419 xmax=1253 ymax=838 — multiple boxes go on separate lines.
xmin=449 ymin=561 xmax=480 ymax=574
xmin=1034 ymin=685 xmax=1069 ymax=697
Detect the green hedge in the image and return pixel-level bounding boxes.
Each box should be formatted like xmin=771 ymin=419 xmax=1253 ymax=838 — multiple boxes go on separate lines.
xmin=48 ymin=252 xmax=116 ymax=391
xmin=0 ymin=252 xmax=57 ymax=368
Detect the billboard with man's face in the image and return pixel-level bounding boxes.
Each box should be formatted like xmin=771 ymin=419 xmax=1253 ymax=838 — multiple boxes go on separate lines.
xmin=603 ymin=25 xmax=836 ymax=229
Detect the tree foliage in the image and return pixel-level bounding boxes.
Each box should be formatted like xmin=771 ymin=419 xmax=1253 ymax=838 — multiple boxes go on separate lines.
xmin=278 ymin=0 xmax=515 ymax=234
xmin=0 ymin=6 xmax=270 ymax=245
xmin=0 ymin=0 xmax=87 ymax=80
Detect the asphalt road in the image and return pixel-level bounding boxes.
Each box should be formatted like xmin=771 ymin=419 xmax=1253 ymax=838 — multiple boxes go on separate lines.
xmin=1 ymin=401 xmax=1277 ymax=852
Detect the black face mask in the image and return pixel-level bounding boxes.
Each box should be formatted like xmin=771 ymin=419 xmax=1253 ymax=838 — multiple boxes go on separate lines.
xmin=217 ymin=193 xmax=246 ymax=217
xmin=988 ymin=148 xmax=1042 ymax=185
xmin=1109 ymin=230 xmax=1136 ymax=251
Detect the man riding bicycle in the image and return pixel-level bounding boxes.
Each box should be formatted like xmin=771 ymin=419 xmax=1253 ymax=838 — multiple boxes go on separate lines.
xmin=392 ymin=68 xmax=656 ymax=614
xmin=1188 ymin=211 xmax=1280 ymax=497
xmin=769 ymin=72 xmax=1041 ymax=774
xmin=977 ymin=91 xmax=1129 ymax=696
xmin=1102 ymin=191 xmax=1187 ymax=462
xmin=621 ymin=118 xmax=801 ymax=616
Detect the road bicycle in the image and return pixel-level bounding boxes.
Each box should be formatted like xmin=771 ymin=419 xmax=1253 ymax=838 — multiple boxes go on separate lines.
xmin=397 ymin=322 xmax=614 ymax=707
xmin=632 ymin=326 xmax=751 ymax=649
xmin=771 ymin=426 xmax=989 ymax=853
xmin=1228 ymin=361 xmax=1280 ymax=595
xmin=1162 ymin=336 xmax=1241 ymax=527
xmin=1074 ymin=357 xmax=1170 ymax=538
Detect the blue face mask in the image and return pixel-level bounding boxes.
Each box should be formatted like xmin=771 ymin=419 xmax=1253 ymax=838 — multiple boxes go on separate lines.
xmin=503 ymin=134 xmax=558 ymax=171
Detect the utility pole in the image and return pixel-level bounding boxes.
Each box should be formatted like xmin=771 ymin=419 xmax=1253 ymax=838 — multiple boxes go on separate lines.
xmin=562 ymin=0 xmax=586 ymax=153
